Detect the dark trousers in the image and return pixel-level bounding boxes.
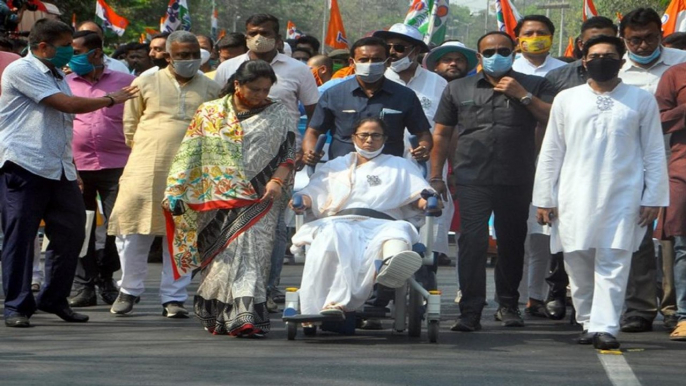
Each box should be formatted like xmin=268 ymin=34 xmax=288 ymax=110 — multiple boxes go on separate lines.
xmin=1 ymin=162 xmax=85 ymax=317
xmin=73 ymin=168 xmax=122 ymax=290
xmin=546 ymin=252 xmax=568 ymax=300
xmin=456 ymin=184 xmax=531 ymax=315
xmin=623 ymin=226 xmax=658 ymax=321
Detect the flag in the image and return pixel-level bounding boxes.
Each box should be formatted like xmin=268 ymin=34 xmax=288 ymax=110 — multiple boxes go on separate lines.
xmin=325 ymin=0 xmax=349 ymax=50
xmin=72 ymin=13 xmax=77 ymax=29
xmin=563 ymin=37 xmax=575 ymax=57
xmin=211 ymin=0 xmax=218 ymax=41
xmin=217 ymin=29 xmax=226 ymax=41
xmin=582 ymin=0 xmax=598 ymax=21
xmin=287 ymin=21 xmax=303 ymax=40
xmin=495 ymin=0 xmax=522 ymax=39
xmin=663 ymin=0 xmax=686 ymax=37
xmin=95 ymin=0 xmax=129 ymax=37
xmin=139 ymin=33 xmax=146 ymax=43
xmin=144 ymin=27 xmax=158 ymax=41
xmin=162 ymin=0 xmax=191 ymax=33
xmin=403 ymin=0 xmax=450 ymax=45
xmin=160 ymin=16 xmax=166 ymax=32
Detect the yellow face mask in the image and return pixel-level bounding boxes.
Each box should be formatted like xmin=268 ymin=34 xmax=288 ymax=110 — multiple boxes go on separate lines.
xmin=519 ymin=35 xmax=553 ymax=54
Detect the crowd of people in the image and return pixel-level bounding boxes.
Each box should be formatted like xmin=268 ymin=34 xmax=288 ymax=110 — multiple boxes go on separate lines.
xmin=0 ymin=7 xmax=685 ymax=350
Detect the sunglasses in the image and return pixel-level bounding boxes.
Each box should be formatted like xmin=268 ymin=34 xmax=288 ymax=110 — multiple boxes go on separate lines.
xmin=354 ymin=133 xmax=385 ymax=141
xmin=388 ymin=43 xmax=411 ymax=53
xmin=480 ymin=48 xmax=513 ymax=58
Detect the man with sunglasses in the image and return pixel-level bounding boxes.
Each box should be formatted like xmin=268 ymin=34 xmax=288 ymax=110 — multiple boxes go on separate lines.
xmin=373 ymin=24 xmax=453 ymax=265
xmin=430 ymin=31 xmax=555 ymax=331
xmin=618 ymin=8 xmax=686 ymax=334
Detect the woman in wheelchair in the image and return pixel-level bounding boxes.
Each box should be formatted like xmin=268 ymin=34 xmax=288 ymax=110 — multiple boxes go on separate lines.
xmin=289 ymin=118 xmax=436 ymax=318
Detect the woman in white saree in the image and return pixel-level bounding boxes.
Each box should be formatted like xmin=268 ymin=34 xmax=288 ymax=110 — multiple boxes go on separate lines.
xmin=290 ymin=118 xmax=435 ymax=317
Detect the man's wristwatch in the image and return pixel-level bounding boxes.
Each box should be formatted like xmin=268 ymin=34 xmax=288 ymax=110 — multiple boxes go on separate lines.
xmin=520 ymin=92 xmax=533 ymax=106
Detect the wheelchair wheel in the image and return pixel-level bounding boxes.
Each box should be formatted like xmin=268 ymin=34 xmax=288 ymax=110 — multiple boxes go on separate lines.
xmin=408 ymin=287 xmax=422 ymax=338
xmin=427 ymin=320 xmax=439 ymax=343
xmin=287 ymin=322 xmax=297 ymax=340
xmin=303 ymin=325 xmax=317 ymax=336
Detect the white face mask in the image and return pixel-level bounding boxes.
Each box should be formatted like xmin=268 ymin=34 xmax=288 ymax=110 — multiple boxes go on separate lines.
xmin=389 ymin=49 xmax=415 ymax=73
xmin=247 ymin=35 xmax=276 ymax=53
xmin=354 ymin=143 xmax=384 ymax=159
xmin=354 ymin=61 xmax=386 ymax=83
xmin=171 ymin=59 xmax=201 ymax=78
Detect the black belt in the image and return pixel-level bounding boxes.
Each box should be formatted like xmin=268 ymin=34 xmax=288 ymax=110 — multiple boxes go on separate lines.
xmin=333 ymin=208 xmax=396 ymax=221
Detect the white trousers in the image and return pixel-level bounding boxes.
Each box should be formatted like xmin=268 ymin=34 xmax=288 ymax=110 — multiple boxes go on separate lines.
xmin=115 ymin=234 xmax=191 ymax=304
xmin=564 ymin=248 xmax=632 ymax=336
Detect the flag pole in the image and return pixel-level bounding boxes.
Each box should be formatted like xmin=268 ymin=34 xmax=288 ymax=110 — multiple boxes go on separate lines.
xmin=321 ymin=0 xmax=328 ymax=54
xmin=425 ymin=0 xmax=437 ymax=44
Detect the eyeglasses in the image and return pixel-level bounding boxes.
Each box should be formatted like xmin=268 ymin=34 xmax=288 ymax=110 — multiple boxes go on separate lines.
xmin=625 ymin=34 xmax=660 ymax=47
xmin=480 ymin=48 xmax=513 ymax=58
xmin=587 ymin=53 xmax=620 ymax=60
xmin=388 ymin=43 xmax=411 ymax=53
xmin=353 ymin=133 xmax=385 ymax=141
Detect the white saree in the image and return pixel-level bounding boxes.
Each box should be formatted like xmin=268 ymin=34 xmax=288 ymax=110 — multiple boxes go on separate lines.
xmin=291 ymin=153 xmax=431 ymax=315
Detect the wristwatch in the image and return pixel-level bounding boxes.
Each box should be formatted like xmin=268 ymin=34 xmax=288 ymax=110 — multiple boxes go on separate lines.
xmin=520 ymin=92 xmax=533 ymax=106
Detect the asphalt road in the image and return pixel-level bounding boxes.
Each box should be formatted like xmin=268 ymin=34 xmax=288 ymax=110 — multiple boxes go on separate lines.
xmin=0 ymin=262 xmax=683 ymax=386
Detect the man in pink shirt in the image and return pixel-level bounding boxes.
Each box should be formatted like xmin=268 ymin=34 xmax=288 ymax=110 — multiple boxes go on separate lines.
xmin=66 ymin=31 xmax=135 ymax=307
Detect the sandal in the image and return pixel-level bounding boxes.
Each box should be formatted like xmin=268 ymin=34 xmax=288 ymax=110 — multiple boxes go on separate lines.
xmin=320 ymin=303 xmax=346 ymax=318
xmin=376 ymin=251 xmax=422 ymax=289
xmin=669 ymin=320 xmax=686 ymax=341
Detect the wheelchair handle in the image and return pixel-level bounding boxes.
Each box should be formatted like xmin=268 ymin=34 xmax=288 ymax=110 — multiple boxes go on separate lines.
xmin=427 ymin=196 xmax=438 ymax=210
xmin=292 ymin=194 xmax=304 ymax=209
xmin=307 ymin=134 xmax=327 ymax=176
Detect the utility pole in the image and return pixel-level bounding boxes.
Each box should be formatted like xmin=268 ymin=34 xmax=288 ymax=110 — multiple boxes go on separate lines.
xmin=537 ymin=2 xmax=570 ymax=56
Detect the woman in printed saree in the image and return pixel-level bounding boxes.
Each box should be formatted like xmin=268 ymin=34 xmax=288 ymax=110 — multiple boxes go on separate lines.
xmin=163 ymin=60 xmax=295 ymax=337
xmin=290 ymin=118 xmax=435 ymax=318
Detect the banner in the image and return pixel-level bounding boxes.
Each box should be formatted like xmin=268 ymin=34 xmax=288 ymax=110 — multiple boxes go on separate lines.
xmin=325 ymin=0 xmax=349 ymax=49
xmin=404 ymin=0 xmax=450 ymax=45
xmin=495 ymin=0 xmax=522 ymax=39
xmin=162 ymin=0 xmax=191 ymax=33
xmin=663 ymin=0 xmax=686 ymax=37
xmin=583 ymin=0 xmax=599 ymax=21
xmin=95 ymin=0 xmax=129 ymax=37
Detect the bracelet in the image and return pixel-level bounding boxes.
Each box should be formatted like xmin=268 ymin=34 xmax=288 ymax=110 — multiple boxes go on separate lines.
xmin=269 ymin=177 xmax=284 ymax=187
xmin=104 ymin=95 xmax=115 ymax=107
xmin=429 ymin=178 xmax=444 ymax=183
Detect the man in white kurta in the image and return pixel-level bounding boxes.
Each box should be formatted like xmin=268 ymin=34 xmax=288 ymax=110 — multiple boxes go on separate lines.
xmin=533 ymin=36 xmax=668 ymax=349
xmin=291 ymin=152 xmax=430 ymax=315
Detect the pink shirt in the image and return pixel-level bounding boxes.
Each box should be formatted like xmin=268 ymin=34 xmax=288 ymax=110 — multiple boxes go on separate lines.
xmin=66 ymin=68 xmax=135 ymax=171
xmin=0 ymin=51 xmax=20 ymax=94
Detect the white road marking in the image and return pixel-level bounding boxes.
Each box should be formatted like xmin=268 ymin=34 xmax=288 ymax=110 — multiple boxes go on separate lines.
xmin=598 ymin=353 xmax=642 ymax=386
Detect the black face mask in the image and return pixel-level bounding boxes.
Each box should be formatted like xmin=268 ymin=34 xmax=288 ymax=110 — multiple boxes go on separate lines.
xmin=152 ymin=57 xmax=168 ymax=69
xmin=585 ymin=57 xmax=622 ymax=83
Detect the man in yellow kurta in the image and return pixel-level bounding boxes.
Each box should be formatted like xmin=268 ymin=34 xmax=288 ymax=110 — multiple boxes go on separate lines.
xmin=108 ymin=31 xmax=221 ymax=318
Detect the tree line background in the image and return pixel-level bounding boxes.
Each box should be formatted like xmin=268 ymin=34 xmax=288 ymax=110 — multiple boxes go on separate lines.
xmin=48 ymin=0 xmax=671 ymax=53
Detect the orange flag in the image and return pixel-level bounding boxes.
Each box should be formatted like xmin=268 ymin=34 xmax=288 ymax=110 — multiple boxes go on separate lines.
xmin=663 ymin=0 xmax=686 ymax=37
xmin=495 ymin=0 xmax=522 ymax=39
xmin=583 ymin=0 xmax=598 ymax=21
xmin=325 ymin=0 xmax=349 ymax=50
xmin=217 ymin=29 xmax=226 ymax=41
xmin=72 ymin=13 xmax=77 ymax=29
xmin=563 ymin=37 xmax=575 ymax=58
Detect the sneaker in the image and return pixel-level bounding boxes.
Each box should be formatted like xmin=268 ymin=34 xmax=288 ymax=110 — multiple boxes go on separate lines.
xmin=162 ymin=302 xmax=189 ymax=318
xmin=494 ymin=306 xmax=525 ymax=327
xmin=620 ymin=316 xmax=653 ymax=333
xmin=266 ymin=296 xmax=279 ymax=313
xmin=110 ymin=292 xmax=140 ymax=315
xmin=376 ymin=251 xmax=422 ymax=288
xmin=450 ymin=314 xmax=482 ymax=332
xmin=359 ymin=318 xmax=383 ymax=330
xmin=270 ymin=287 xmax=286 ymax=304
xmin=525 ymin=298 xmax=548 ymax=318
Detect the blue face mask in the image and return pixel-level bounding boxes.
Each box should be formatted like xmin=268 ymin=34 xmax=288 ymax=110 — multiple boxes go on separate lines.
xmin=47 ymin=44 xmax=74 ymax=68
xmin=628 ymin=46 xmax=661 ymax=65
xmin=481 ymin=53 xmax=513 ymax=77
xmin=69 ymin=49 xmax=98 ymax=76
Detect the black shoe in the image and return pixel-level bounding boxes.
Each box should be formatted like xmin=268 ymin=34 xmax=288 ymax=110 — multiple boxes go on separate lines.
xmin=525 ymin=299 xmax=548 ymax=318
xmin=38 ymin=305 xmax=89 ymax=323
xmin=578 ymin=330 xmax=595 ymax=345
xmin=68 ymin=287 xmax=97 ymax=307
xmin=593 ymin=332 xmax=620 ymax=350
xmin=545 ymin=297 xmax=566 ymax=320
xmin=450 ymin=314 xmax=482 ymax=332
xmin=5 ymin=313 xmax=30 ymax=328
xmin=437 ymin=253 xmax=452 ymax=266
xmin=97 ymin=279 xmax=119 ymax=305
xmin=495 ymin=306 xmax=525 ymax=327
xmin=110 ymin=292 xmax=140 ymax=315
xmin=664 ymin=314 xmax=679 ymax=332
xmin=620 ymin=316 xmax=653 ymax=333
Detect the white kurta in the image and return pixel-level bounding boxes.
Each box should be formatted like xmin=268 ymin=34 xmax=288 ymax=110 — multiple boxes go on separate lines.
xmin=385 ymin=66 xmax=454 ymax=254
xmin=291 ymin=153 xmax=431 ymax=315
xmin=532 ymin=82 xmax=669 ymax=253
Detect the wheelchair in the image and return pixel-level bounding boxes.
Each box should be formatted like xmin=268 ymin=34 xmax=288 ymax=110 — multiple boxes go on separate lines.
xmin=282 ymin=194 xmax=442 ymax=343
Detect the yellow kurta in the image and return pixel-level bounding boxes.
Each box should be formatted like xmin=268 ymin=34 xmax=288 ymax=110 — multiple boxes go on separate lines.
xmin=108 ymin=68 xmax=221 ymax=236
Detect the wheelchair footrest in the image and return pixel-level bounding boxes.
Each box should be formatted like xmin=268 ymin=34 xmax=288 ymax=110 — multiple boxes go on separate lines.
xmin=283 ymin=313 xmax=346 ymax=323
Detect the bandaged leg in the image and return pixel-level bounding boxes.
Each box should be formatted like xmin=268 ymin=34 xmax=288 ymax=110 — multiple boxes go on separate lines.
xmin=376 ymin=239 xmax=422 ymax=289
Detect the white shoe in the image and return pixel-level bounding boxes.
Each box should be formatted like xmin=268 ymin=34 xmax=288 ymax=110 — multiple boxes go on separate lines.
xmin=376 ymin=251 xmax=422 ymax=288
